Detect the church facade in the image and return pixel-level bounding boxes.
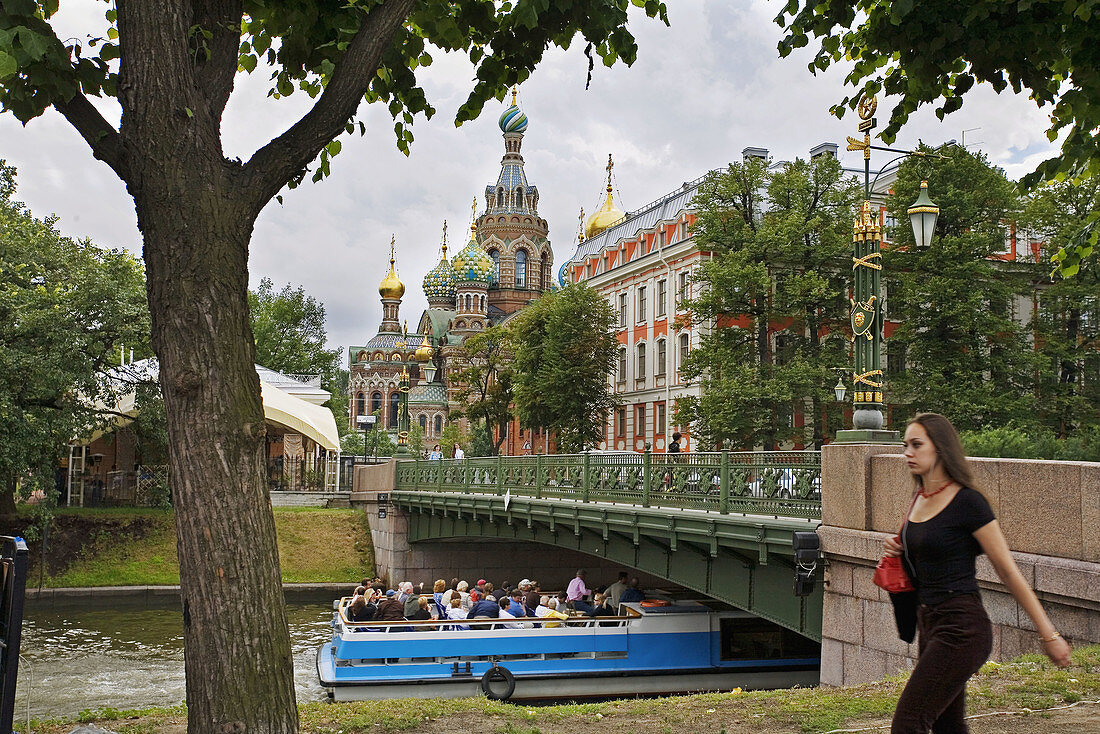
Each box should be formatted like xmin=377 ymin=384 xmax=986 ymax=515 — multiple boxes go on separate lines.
xmin=347 ymin=97 xmax=555 ymax=455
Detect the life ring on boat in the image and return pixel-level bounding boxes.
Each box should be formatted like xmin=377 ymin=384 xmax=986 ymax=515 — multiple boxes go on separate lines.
xmin=481 ymin=665 xmax=516 ymax=701
xmin=640 ymin=599 xmax=671 ymax=607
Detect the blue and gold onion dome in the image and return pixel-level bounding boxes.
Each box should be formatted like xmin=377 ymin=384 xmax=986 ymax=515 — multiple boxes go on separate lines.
xmin=423 ymin=247 xmax=456 ymax=300
xmin=451 ymin=226 xmax=494 ymax=283
xmin=499 ymin=104 xmax=528 ymax=134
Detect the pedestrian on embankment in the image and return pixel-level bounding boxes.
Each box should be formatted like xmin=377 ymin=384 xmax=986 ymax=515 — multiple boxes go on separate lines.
xmin=884 ymin=412 xmax=1071 ymax=733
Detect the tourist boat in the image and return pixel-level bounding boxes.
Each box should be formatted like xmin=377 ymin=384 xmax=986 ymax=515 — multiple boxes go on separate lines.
xmin=316 ymin=597 xmax=820 ymax=701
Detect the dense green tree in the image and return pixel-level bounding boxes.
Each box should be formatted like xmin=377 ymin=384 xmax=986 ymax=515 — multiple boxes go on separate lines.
xmin=1021 ymin=179 xmax=1100 ymax=435
xmin=510 ymin=283 xmax=618 ymax=452
xmin=883 ymin=147 xmax=1038 ymax=429
xmin=0 ymin=161 xmax=150 ymax=516
xmin=450 ymin=325 xmax=512 ymax=455
xmin=774 ymin=0 xmax=1100 ymax=275
xmin=248 ymin=277 xmax=346 ymax=429
xmin=675 ymin=155 xmax=858 ymax=450
xmin=0 ymin=3 xmax=667 ymax=730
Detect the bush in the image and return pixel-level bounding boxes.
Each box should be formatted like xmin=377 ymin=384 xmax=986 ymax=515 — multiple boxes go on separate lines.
xmin=961 ymin=425 xmax=1100 ymax=462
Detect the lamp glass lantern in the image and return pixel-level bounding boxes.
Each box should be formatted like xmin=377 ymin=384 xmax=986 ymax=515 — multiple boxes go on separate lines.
xmin=907 ymin=179 xmax=939 ymax=248
xmin=423 ymin=362 xmax=437 ymax=383
xmin=833 ymin=377 xmax=847 ymax=403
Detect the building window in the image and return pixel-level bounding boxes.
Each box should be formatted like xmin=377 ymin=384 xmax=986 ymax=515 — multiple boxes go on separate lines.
xmin=636 ymin=343 xmax=646 ymax=380
xmin=418 ymin=415 xmax=427 ymax=430
xmin=488 ymin=249 xmax=500 ymax=286
xmin=371 ymin=391 xmax=383 ymax=414
xmin=679 ymin=333 xmax=690 ymax=371
xmin=657 ymin=279 xmax=667 ymax=317
xmin=388 ymin=392 xmax=400 ymax=428
xmin=618 ymin=347 xmax=627 ymax=382
xmin=515 ymin=249 xmax=527 ymax=288
xmin=658 ymin=228 xmax=666 ymax=248
xmin=656 ymin=403 xmax=666 ymax=436
xmin=680 ymin=220 xmax=690 ymax=240
xmin=635 ymin=404 xmax=646 ymax=439
xmin=616 ymin=408 xmax=626 ymax=438
xmin=657 ymin=339 xmax=667 ymax=376
xmin=356 ymin=392 xmax=366 ymax=416
xmin=618 ymin=293 xmax=628 ymax=327
xmin=637 ymin=286 xmax=647 ymax=322
xmin=678 ymin=271 xmax=690 ymax=305
xmin=434 ymin=415 xmax=443 ymax=435
xmin=497 ymin=188 xmax=504 ymax=207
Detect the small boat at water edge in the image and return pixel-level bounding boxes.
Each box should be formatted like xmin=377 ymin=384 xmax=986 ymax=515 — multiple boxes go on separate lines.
xmin=316 ymin=597 xmax=820 ymax=702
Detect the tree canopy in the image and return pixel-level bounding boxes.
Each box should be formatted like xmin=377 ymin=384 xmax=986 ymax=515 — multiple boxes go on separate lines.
xmin=510 ymin=283 xmax=618 ymax=452
xmin=676 ymin=155 xmax=857 ymax=449
xmin=774 ymin=0 xmax=1100 ymax=276
xmin=0 ymin=160 xmax=150 ymax=514
xmin=450 ymin=325 xmax=513 ymax=455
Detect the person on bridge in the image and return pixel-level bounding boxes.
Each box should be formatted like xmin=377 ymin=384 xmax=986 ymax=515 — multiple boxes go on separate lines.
xmin=884 ymin=413 xmax=1071 ymax=734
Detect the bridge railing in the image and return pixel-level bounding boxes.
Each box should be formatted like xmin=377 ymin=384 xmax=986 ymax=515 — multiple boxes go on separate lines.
xmin=394 ymin=450 xmax=821 ymax=519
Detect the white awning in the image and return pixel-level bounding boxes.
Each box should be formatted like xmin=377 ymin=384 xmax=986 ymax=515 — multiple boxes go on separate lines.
xmin=259 ymin=380 xmax=340 ymax=452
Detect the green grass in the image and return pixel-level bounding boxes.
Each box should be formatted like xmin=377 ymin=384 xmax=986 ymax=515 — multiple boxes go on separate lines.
xmin=43 ymin=507 xmax=373 ymax=587
xmin=24 ymin=647 xmax=1100 ymax=734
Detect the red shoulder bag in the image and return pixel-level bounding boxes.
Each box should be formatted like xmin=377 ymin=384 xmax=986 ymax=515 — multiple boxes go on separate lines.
xmin=873 ymin=492 xmax=919 ymax=594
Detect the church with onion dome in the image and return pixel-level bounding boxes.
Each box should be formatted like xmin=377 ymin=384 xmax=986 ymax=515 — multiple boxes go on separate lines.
xmin=346 ymin=93 xmax=557 ymax=454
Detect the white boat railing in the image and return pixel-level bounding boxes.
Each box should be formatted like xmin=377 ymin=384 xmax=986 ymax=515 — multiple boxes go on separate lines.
xmin=335 ymin=596 xmax=641 ymax=631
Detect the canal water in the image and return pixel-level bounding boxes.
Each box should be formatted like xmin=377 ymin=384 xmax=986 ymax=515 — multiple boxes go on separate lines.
xmin=14 ymin=601 xmax=334 ymax=720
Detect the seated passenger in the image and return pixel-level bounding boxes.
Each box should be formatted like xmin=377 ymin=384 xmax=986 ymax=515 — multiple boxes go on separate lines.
xmin=496 ymin=605 xmax=522 ymax=629
xmin=445 ymin=592 xmax=470 ymax=630
xmin=537 ymin=596 xmax=569 ymax=628
xmin=469 ymin=596 xmax=500 ymax=621
xmin=506 ymin=589 xmax=527 ymax=617
xmin=374 ymin=591 xmax=406 ymax=622
xmin=348 ymin=592 xmax=377 ymax=622
xmin=455 ymin=580 xmax=472 ymax=610
xmin=591 ymin=592 xmax=616 ymax=617
xmin=618 ymin=577 xmax=645 ymax=604
xmin=407 ymin=596 xmax=433 ymax=628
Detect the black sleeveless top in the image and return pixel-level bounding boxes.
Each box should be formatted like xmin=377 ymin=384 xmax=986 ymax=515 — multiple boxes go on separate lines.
xmin=901 ymin=487 xmax=995 ymax=606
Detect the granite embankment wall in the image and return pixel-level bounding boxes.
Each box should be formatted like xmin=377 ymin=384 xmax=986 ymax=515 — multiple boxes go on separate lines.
xmin=820 ymin=444 xmax=1100 ymax=686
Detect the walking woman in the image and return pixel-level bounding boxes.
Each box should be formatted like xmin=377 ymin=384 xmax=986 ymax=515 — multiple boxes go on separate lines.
xmin=885 ymin=413 xmax=1071 ymax=733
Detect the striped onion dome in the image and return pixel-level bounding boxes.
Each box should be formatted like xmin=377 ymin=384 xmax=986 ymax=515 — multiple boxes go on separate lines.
xmin=498 ymin=104 xmax=529 ymax=134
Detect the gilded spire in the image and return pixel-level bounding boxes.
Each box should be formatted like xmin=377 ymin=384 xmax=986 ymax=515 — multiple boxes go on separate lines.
xmin=605 ymin=153 xmax=614 ymax=193
xmin=441 ymin=220 xmax=448 ymax=258
xmin=578 ymin=207 xmax=586 ymax=243
xmin=378 ymin=234 xmax=406 ymax=299
xmin=584 ymin=154 xmax=626 ymax=239
xmin=511 ymin=86 xmax=518 ymax=106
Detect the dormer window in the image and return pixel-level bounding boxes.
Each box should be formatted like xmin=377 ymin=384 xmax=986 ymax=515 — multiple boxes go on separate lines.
xmin=497 ymin=188 xmax=505 ymax=208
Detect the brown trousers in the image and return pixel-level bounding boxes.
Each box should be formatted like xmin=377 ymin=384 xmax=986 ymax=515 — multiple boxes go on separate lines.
xmin=892 ymin=593 xmax=993 ymax=734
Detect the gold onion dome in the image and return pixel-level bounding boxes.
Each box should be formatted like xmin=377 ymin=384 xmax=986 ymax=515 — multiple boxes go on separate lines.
xmin=584 ymin=189 xmax=625 ymax=239
xmin=451 ymin=224 xmax=494 ymax=283
xmin=378 ymin=250 xmax=405 ymax=299
xmin=584 ymin=154 xmax=625 ymax=239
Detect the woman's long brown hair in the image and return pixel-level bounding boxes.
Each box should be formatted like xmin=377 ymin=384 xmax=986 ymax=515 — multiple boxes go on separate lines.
xmin=909 ymin=412 xmax=978 ymax=490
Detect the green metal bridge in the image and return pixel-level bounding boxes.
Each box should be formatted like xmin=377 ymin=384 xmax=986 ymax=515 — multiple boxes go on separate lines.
xmin=393 ymin=450 xmax=823 ymax=640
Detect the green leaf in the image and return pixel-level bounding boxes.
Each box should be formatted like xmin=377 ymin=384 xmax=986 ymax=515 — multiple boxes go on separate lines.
xmin=0 ymin=51 xmax=17 ymax=81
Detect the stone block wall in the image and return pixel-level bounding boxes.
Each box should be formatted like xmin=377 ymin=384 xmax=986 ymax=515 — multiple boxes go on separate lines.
xmin=820 ymin=444 xmax=1100 ymax=686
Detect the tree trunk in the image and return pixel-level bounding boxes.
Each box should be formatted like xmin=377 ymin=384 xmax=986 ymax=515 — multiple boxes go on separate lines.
xmin=136 ymin=163 xmax=297 ymax=733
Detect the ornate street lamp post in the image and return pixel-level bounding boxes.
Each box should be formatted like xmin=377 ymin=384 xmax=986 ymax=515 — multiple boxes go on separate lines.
xmin=835 ymin=94 xmax=943 ymax=442
xmin=395 ymin=323 xmax=413 ymax=456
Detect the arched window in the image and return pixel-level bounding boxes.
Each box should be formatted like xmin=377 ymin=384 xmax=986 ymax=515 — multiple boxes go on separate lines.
xmin=656 ymin=339 xmax=667 ymax=376
xmin=540 ymin=253 xmax=549 ymax=290
xmin=389 ymin=392 xmax=400 ymax=428
xmin=356 ymin=392 xmax=365 ymax=416
xmin=418 ymin=415 xmax=427 ymax=430
xmin=371 ymin=391 xmax=382 ymax=414
xmin=516 ymin=187 xmax=524 ymax=208
xmin=497 ymin=188 xmax=504 ymax=207
xmin=617 ymin=347 xmax=627 ymax=382
xmin=636 ymin=343 xmax=646 ymax=379
xmin=515 ymin=249 xmax=527 ymax=288
xmin=488 ymin=249 xmax=500 ymax=286
xmin=679 ymin=333 xmax=690 ymax=372
xmin=434 ymin=415 xmax=443 ymax=435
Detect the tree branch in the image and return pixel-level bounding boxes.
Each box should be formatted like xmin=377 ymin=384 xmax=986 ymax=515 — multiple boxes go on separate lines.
xmin=190 ymin=0 xmax=243 ymax=122
xmin=54 ymin=92 xmax=130 ymax=183
xmin=243 ymin=0 xmax=416 ymax=210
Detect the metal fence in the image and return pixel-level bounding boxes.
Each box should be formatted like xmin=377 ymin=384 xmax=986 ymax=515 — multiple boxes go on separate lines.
xmin=394 ymin=451 xmax=821 ymax=519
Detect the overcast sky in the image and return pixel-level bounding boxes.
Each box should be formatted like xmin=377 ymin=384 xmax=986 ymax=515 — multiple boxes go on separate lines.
xmin=2 ymin=1 xmax=1059 ymax=360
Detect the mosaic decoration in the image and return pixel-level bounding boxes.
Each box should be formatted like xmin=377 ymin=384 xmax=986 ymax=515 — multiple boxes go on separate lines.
xmin=451 ymin=235 xmax=494 ymax=283
xmin=423 ymin=255 xmax=456 ymax=301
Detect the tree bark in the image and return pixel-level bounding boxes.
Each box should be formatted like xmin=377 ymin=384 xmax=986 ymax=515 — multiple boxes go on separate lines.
xmin=138 ymin=165 xmax=297 ymax=733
